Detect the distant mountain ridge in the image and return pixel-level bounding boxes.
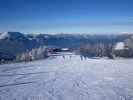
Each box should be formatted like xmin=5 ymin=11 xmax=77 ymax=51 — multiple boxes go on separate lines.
xmin=0 ymin=32 xmax=43 ymax=60
xmin=0 ymin=32 xmax=130 ymax=60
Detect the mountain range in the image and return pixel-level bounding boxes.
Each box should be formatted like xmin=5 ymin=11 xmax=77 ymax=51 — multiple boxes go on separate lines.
xmin=0 ymin=32 xmax=130 ymax=60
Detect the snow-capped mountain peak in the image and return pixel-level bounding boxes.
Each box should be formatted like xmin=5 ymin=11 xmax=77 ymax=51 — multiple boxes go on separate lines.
xmin=0 ymin=32 xmax=9 ymax=40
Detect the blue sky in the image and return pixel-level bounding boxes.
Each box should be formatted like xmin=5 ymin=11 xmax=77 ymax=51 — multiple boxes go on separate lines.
xmin=0 ymin=0 xmax=133 ymax=34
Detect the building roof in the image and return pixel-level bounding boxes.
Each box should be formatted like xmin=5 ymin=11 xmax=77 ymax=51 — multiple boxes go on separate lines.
xmin=115 ymin=42 xmax=125 ymax=50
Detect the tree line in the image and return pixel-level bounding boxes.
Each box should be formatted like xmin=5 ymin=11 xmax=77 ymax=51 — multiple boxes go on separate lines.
xmin=79 ymin=34 xmax=133 ymax=59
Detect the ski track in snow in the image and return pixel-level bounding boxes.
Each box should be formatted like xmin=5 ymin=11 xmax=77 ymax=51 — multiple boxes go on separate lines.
xmin=0 ymin=54 xmax=133 ymax=100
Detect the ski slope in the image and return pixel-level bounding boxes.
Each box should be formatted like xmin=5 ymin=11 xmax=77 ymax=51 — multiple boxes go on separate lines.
xmin=0 ymin=54 xmax=133 ymax=100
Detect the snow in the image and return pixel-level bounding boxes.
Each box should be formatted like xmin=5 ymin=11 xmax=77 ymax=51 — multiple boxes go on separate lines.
xmin=61 ymin=48 xmax=69 ymax=51
xmin=0 ymin=53 xmax=133 ymax=100
xmin=0 ymin=32 xmax=9 ymax=39
xmin=115 ymin=42 xmax=125 ymax=50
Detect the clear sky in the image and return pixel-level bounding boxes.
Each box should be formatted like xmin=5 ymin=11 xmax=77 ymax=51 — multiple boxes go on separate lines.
xmin=0 ymin=0 xmax=133 ymax=34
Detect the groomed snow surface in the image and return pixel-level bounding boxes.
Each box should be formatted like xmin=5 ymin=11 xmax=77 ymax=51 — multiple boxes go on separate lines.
xmin=0 ymin=53 xmax=133 ymax=100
